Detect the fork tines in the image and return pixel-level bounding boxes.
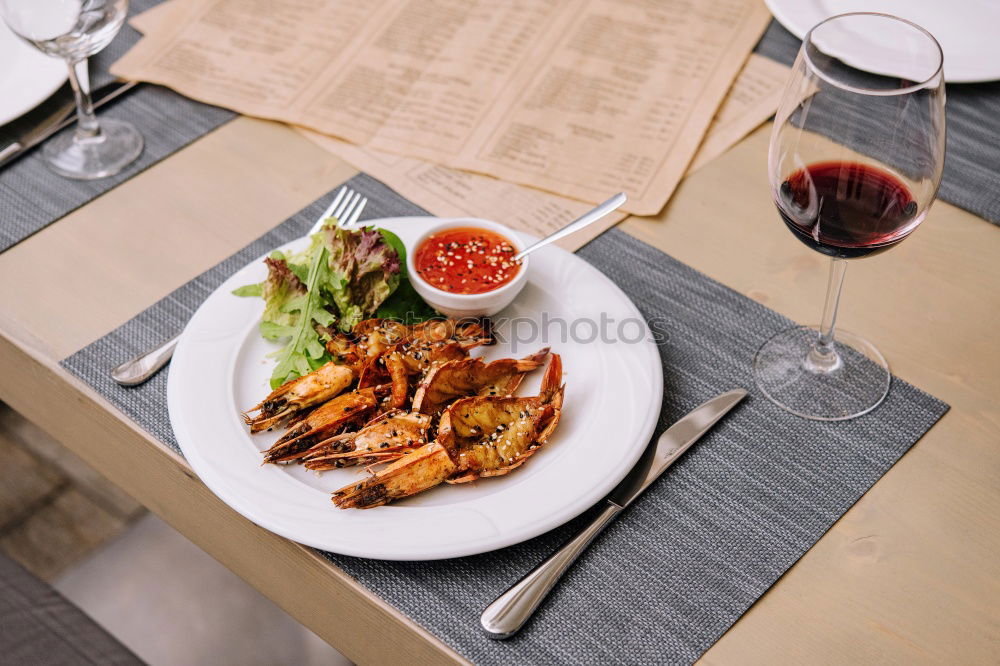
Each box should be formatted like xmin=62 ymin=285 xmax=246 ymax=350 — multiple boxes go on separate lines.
xmin=314 ymin=186 xmax=368 ymax=233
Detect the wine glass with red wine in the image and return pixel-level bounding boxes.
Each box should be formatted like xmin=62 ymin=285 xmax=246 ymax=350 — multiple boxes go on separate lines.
xmin=754 ymin=13 xmax=945 ymax=420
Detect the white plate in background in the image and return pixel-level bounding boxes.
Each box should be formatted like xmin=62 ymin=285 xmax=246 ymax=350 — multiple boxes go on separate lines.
xmin=0 ymin=21 xmax=66 ymax=126
xmin=765 ymin=0 xmax=1000 ymax=83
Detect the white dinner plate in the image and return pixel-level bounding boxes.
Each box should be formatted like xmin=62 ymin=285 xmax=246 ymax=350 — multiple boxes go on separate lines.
xmin=765 ymin=0 xmax=1000 ymax=83
xmin=0 ymin=22 xmax=67 ymax=126
xmin=168 ymin=217 xmax=663 ymax=560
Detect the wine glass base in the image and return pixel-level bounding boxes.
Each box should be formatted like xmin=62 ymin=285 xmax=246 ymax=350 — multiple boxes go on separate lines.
xmin=753 ymin=325 xmax=890 ymax=421
xmin=42 ymin=118 xmax=143 ymax=180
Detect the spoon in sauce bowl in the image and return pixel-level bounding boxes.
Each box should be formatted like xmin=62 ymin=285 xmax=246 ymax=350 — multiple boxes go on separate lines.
xmin=512 ymin=192 xmax=627 ymax=262
xmin=408 ymin=192 xmax=628 ymax=317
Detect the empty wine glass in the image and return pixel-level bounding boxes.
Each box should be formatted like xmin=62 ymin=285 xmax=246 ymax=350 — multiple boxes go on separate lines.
xmin=754 ymin=13 xmax=945 ymax=420
xmin=1 ymin=0 xmax=142 ymax=179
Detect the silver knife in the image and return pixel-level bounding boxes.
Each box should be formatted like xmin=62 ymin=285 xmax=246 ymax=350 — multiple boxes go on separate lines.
xmin=480 ymin=388 xmax=748 ymax=639
xmin=0 ymin=80 xmax=138 ymax=168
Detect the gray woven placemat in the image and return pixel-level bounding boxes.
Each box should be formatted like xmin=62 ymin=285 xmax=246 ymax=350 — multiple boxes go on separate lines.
xmin=0 ymin=0 xmax=235 ymax=252
xmin=755 ymin=20 xmax=1000 ymax=227
xmin=62 ymin=173 xmax=948 ymax=664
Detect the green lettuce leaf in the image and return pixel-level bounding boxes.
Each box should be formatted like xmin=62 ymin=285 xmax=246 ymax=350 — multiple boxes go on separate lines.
xmin=260 ymin=257 xmax=306 ymax=329
xmin=321 ymin=226 xmax=402 ymax=331
xmin=231 ymin=283 xmax=263 ymax=298
xmin=373 ymin=227 xmax=437 ymax=322
xmin=376 ymin=278 xmax=437 ymax=322
xmin=378 ymin=228 xmax=408 ymax=277
xmin=233 ymin=219 xmax=434 ymax=389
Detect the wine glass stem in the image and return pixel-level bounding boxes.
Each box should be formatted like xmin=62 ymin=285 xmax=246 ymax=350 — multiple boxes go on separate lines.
xmin=806 ymin=257 xmax=847 ymax=374
xmin=66 ymin=58 xmax=101 ymax=141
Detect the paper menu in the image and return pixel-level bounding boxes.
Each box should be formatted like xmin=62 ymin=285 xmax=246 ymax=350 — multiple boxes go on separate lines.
xmin=294 ymin=54 xmax=790 ymax=251
xmin=115 ymin=0 xmax=772 ymax=215
xmin=688 ymin=54 xmax=789 ymax=172
xmin=295 ymin=131 xmax=629 ymax=251
xmin=132 ymin=3 xmax=789 ymax=250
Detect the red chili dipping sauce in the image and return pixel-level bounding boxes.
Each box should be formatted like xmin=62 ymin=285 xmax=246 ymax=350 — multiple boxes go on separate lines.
xmin=414 ymin=227 xmax=521 ymax=294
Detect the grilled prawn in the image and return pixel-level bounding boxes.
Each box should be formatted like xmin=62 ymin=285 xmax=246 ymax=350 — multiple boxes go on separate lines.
xmin=332 ymin=354 xmax=563 ymax=509
xmin=411 ymin=349 xmax=549 ymax=415
xmin=242 ymin=362 xmax=354 ymax=433
xmin=303 ymin=410 xmax=432 ymax=470
xmin=262 ymin=387 xmax=381 ymax=463
xmin=380 ymin=339 xmax=481 ymax=408
xmin=327 ymin=318 xmax=491 ymax=373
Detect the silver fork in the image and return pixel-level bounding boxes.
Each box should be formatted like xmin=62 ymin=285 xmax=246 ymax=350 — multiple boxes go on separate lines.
xmin=110 ymin=187 xmax=368 ymax=387
xmin=320 ymin=185 xmax=368 ymax=231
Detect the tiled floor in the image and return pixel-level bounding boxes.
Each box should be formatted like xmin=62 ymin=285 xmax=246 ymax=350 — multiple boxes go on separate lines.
xmin=1 ymin=405 xmax=351 ymax=665
xmin=56 ymin=513 xmax=351 ymax=666
xmin=0 ymin=405 xmax=144 ymax=580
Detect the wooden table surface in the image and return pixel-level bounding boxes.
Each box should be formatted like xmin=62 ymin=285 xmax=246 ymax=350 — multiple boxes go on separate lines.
xmin=0 ymin=116 xmax=997 ymax=664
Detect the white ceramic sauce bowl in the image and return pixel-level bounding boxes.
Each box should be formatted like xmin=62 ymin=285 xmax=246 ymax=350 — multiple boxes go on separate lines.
xmin=407 ymin=218 xmax=529 ymax=318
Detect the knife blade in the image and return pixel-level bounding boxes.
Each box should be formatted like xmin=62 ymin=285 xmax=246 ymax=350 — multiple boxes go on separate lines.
xmin=607 ymin=388 xmax=748 ymax=508
xmin=0 ymin=80 xmax=138 ymax=169
xmin=480 ymin=388 xmax=748 ymax=639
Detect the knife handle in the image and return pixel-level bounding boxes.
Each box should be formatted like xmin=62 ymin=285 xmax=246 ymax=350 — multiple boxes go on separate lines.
xmin=480 ymin=501 xmax=622 ymax=639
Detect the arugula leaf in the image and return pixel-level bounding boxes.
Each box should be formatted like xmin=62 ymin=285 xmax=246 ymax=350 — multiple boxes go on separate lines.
xmin=267 ymin=244 xmax=335 ymax=389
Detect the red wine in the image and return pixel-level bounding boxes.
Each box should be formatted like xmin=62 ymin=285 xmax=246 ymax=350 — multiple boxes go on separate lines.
xmin=777 ymin=161 xmax=919 ymax=258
